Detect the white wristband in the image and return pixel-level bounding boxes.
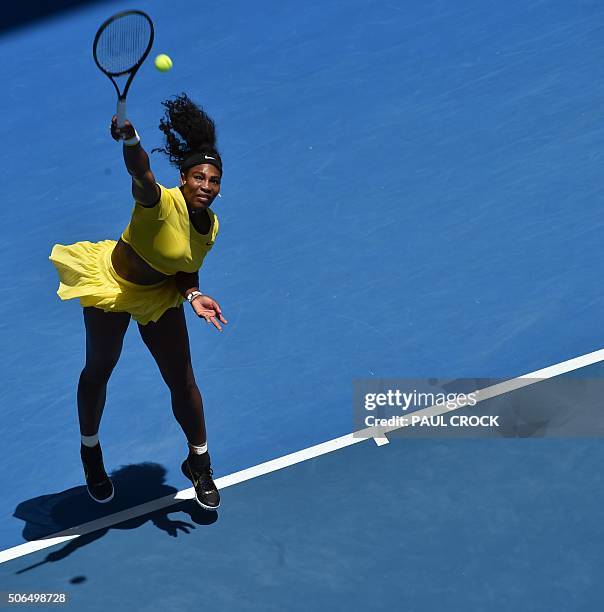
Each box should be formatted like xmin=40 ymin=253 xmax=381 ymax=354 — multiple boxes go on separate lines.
xmin=123 ymin=130 xmax=140 ymax=146
xmin=186 ymin=290 xmax=204 ymax=304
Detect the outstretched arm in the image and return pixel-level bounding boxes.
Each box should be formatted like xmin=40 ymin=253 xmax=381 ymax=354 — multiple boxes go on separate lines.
xmin=111 ymin=116 xmax=160 ymax=207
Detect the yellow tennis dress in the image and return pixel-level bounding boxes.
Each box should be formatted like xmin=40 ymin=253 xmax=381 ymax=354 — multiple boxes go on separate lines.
xmin=49 ymin=184 xmax=219 ymax=325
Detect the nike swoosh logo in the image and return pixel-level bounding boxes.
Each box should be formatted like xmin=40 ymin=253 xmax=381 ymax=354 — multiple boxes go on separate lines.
xmin=204 ymin=155 xmax=216 ymax=160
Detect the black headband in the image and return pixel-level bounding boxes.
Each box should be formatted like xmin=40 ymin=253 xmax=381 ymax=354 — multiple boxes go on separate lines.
xmin=181 ymin=152 xmax=223 ymax=175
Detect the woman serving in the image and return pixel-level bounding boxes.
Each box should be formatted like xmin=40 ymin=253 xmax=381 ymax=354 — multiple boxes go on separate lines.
xmin=50 ymin=93 xmax=227 ymax=510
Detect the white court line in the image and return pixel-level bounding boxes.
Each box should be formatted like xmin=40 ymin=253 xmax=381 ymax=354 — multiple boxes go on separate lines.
xmin=373 ymin=436 xmax=390 ymax=446
xmin=2 ymin=347 xmax=604 ymax=566
xmin=0 ymin=434 xmax=365 ymax=565
xmin=367 ymin=347 xmax=604 ymax=441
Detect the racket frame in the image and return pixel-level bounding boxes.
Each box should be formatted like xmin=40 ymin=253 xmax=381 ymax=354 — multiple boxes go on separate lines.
xmin=92 ymin=9 xmax=155 ymax=127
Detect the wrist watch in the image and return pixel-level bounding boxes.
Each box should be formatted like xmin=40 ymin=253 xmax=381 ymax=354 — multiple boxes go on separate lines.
xmin=186 ymin=290 xmax=203 ymax=304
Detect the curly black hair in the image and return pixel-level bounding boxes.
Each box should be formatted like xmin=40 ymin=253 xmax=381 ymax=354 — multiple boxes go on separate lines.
xmin=152 ymin=93 xmax=220 ymax=169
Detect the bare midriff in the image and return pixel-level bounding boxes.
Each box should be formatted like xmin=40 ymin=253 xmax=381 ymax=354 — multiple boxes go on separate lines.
xmin=111 ymin=238 xmax=170 ymax=285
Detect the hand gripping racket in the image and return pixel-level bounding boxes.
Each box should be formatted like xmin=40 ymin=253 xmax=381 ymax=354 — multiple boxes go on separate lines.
xmin=92 ymin=10 xmax=154 ymax=128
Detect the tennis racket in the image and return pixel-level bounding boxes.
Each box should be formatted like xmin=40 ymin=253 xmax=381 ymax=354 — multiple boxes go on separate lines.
xmin=92 ymin=10 xmax=154 ymax=129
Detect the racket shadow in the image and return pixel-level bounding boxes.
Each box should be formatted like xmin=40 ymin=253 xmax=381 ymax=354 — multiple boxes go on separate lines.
xmin=13 ymin=462 xmax=217 ymax=574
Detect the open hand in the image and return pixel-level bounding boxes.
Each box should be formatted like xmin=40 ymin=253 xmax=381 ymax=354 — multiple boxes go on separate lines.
xmin=164 ymin=520 xmax=195 ymax=537
xmin=191 ymin=295 xmax=228 ymax=331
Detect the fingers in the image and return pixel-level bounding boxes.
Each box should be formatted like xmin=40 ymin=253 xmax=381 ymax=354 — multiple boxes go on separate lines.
xmin=200 ymin=314 xmax=222 ymax=331
xmin=111 ymin=115 xmax=132 ymax=128
xmin=195 ymin=309 xmax=223 ymax=331
xmin=210 ymin=299 xmax=228 ymax=325
xmin=211 ymin=299 xmax=223 ymax=315
xmin=208 ymin=316 xmax=223 ymax=332
xmin=192 ymin=301 xmax=227 ymax=331
xmin=110 ymin=115 xmax=135 ymax=141
xmin=110 ymin=117 xmax=120 ymax=142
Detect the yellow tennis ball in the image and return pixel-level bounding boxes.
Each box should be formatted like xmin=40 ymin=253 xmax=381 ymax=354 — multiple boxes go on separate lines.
xmin=154 ymin=54 xmax=173 ymax=72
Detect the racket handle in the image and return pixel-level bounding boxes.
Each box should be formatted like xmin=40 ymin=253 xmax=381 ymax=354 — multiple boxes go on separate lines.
xmin=116 ymin=98 xmax=127 ymax=128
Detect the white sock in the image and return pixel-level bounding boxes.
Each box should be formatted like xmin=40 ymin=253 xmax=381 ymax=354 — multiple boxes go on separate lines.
xmin=81 ymin=433 xmax=99 ymax=448
xmin=188 ymin=442 xmax=208 ymax=455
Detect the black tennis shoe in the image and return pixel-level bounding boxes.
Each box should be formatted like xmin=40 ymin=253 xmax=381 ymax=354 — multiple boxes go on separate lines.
xmin=80 ymin=443 xmax=114 ymax=503
xmin=181 ymin=454 xmax=220 ymax=510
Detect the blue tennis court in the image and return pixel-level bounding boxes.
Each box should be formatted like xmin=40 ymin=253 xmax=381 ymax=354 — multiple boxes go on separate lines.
xmin=2 ymin=0 xmax=604 ymax=608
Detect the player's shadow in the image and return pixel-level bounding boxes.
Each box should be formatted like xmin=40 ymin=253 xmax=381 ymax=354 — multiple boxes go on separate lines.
xmin=2 ymin=0 xmax=108 ymax=35
xmin=13 ymin=462 xmax=216 ymax=574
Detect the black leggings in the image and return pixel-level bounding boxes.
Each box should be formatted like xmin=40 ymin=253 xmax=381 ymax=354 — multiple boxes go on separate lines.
xmin=77 ymin=305 xmax=207 ymax=446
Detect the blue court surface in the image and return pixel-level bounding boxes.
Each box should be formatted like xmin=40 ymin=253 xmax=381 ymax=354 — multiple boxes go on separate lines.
xmin=2 ymin=0 xmax=604 ymax=609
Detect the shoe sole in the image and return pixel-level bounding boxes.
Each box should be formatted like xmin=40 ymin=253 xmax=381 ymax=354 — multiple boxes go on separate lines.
xmin=81 ymin=444 xmax=114 ymax=504
xmin=85 ymin=483 xmax=114 ymax=504
xmin=181 ymin=461 xmax=220 ymax=511
xmin=193 ymin=497 xmax=220 ymax=511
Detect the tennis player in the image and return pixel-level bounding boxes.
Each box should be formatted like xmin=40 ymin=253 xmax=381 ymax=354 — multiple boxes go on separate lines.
xmin=49 ymin=94 xmax=226 ymax=510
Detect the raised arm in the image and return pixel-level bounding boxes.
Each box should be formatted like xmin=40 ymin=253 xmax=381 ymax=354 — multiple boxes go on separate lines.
xmin=111 ymin=116 xmax=160 ymax=207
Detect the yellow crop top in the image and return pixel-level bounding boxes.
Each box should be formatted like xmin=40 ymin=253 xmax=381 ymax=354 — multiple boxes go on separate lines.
xmin=121 ymin=184 xmax=219 ymax=275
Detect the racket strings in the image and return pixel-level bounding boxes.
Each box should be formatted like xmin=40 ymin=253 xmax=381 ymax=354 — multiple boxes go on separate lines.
xmin=95 ymin=13 xmax=152 ymax=75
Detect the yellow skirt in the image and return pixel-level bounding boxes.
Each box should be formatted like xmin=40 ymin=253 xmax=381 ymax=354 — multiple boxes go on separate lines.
xmin=49 ymin=240 xmax=184 ymax=325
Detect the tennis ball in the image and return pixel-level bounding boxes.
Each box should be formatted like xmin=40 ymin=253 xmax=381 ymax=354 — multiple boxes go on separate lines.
xmin=154 ymin=54 xmax=173 ymax=72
